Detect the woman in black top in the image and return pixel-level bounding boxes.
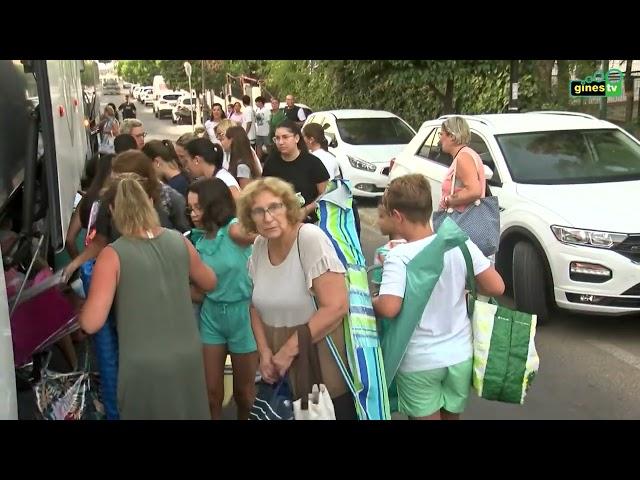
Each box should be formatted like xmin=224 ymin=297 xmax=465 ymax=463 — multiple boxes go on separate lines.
xmin=142 ymin=139 xmax=190 ymax=197
xmin=262 ymin=119 xmax=329 ymax=223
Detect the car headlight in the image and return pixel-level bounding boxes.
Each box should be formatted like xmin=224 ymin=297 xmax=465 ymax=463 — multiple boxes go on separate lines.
xmin=347 ymin=155 xmax=376 ymax=172
xmin=551 ymin=225 xmax=628 ymax=248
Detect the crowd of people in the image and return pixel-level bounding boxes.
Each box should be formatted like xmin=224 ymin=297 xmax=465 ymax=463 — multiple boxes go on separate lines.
xmin=60 ymin=100 xmax=505 ymax=420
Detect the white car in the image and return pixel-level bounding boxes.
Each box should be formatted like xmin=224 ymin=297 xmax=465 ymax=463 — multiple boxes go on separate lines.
xmin=389 ymin=111 xmax=640 ymax=321
xmin=153 ymin=91 xmax=182 ymax=119
xmin=304 ymin=110 xmax=416 ymax=197
xmin=172 ymin=95 xmax=197 ymax=124
xmin=137 ymin=86 xmax=152 ymax=103
xmin=141 ymin=88 xmax=155 ymax=106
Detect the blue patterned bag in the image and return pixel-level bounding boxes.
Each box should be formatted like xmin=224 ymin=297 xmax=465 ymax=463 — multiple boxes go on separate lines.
xmin=249 ymin=378 xmax=294 ymax=420
xmin=80 ymin=260 xmax=119 ymax=420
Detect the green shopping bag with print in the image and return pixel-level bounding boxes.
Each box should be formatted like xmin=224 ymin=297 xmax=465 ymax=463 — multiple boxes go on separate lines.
xmin=459 ymin=244 xmax=540 ymax=404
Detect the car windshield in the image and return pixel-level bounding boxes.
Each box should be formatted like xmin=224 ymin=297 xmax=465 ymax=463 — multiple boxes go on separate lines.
xmin=182 ymin=98 xmax=192 ymax=105
xmin=336 ymin=117 xmax=414 ymax=145
xmin=495 ymin=129 xmax=640 ymax=184
xmin=163 ymin=94 xmax=180 ymax=101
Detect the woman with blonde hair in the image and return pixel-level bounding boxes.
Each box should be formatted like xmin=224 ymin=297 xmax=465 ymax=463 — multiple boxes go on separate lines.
xmin=238 ymin=177 xmax=357 ymax=420
xmin=437 ymin=116 xmax=485 ymax=212
xmin=98 ymin=105 xmax=120 ymax=154
xmin=434 ymin=116 xmax=499 ymax=257
xmin=79 ymin=172 xmax=216 ymax=419
xmin=214 ymin=118 xmax=235 ymax=169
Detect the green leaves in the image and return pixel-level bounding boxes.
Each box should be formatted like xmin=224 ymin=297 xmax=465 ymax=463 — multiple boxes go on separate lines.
xmin=115 ymin=60 xmax=597 ymax=126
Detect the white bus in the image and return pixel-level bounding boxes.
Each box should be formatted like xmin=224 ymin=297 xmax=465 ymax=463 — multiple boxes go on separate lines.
xmin=0 ymin=60 xmax=99 ymax=419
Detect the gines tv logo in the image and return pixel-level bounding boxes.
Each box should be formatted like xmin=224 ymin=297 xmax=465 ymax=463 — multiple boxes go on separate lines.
xmin=570 ymin=69 xmax=624 ymax=97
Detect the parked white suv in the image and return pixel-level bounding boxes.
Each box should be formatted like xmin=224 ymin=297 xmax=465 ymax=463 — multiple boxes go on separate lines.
xmin=304 ymin=110 xmax=415 ymax=197
xmin=153 ymin=91 xmax=181 ymax=119
xmin=172 ymin=95 xmax=196 ymax=124
xmin=389 ymin=111 xmax=640 ymax=322
xmin=138 ymin=86 xmax=153 ymax=103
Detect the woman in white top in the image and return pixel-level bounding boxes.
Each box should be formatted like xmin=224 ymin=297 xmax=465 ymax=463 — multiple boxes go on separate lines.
xmin=182 ymin=137 xmax=241 ymax=200
xmin=205 ymin=103 xmax=226 ymax=143
xmin=223 ymin=126 xmax=262 ymax=189
xmin=237 ymin=177 xmax=357 ymax=420
xmin=302 ymin=123 xmax=340 ymax=180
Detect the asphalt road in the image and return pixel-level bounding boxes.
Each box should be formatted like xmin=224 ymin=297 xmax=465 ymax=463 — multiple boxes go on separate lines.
xmin=17 ymin=94 xmax=637 ymax=420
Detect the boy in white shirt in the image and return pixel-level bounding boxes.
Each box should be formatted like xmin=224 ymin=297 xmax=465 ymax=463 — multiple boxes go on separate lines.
xmin=372 ymin=174 xmax=504 ymax=420
xmin=241 ymin=95 xmax=256 ymax=148
xmin=253 ymin=96 xmax=271 ymax=164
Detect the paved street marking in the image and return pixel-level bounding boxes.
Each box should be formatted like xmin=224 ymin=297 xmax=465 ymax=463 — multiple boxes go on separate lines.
xmin=588 ymin=341 xmax=640 ymax=372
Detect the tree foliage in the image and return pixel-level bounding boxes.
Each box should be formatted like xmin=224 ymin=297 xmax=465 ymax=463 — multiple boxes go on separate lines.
xmin=115 ymin=59 xmax=608 ymax=127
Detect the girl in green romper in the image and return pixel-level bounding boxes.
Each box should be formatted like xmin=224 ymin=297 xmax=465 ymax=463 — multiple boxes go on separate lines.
xmin=187 ymin=178 xmax=258 ymax=420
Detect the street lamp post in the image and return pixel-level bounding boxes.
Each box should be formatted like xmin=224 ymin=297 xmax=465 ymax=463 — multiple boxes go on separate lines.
xmin=184 ymin=61 xmax=194 ymax=133
xmin=508 ymin=60 xmax=519 ymax=113
xmin=201 ymin=59 xmax=206 ymax=125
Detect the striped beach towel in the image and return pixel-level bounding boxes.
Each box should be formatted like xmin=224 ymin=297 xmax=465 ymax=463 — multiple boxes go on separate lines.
xmin=317 ymin=179 xmax=391 ymax=420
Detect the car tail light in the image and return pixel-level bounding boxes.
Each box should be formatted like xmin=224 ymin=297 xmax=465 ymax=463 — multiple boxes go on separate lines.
xmin=389 ymin=158 xmax=396 ymax=171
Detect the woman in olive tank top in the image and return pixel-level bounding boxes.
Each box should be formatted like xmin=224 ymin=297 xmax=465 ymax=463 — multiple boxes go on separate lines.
xmin=79 ymin=173 xmax=217 ymax=420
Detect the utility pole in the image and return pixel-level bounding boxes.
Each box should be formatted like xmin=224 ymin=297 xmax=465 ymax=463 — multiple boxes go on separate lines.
xmin=201 ymin=59 xmax=205 ymax=124
xmin=508 ymin=60 xmax=519 ymax=112
xmin=599 ymin=59 xmax=608 ymax=120
xmin=184 ymin=62 xmax=194 ymax=133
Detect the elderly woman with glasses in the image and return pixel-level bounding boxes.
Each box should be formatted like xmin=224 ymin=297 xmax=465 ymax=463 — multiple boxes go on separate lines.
xmin=237 ymin=177 xmax=358 ymax=420
xmin=261 ymin=119 xmax=329 ymax=223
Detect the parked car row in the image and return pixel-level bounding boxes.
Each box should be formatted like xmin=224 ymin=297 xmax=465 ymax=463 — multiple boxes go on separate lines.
xmin=386 ymin=111 xmax=640 ymax=323
xmin=117 ymin=81 xmax=640 ymax=324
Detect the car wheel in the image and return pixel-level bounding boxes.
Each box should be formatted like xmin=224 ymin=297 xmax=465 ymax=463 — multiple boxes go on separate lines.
xmin=512 ymin=241 xmax=550 ymax=323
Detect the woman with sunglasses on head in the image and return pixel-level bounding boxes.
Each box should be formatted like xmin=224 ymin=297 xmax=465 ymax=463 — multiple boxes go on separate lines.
xmin=262 ymin=120 xmax=329 ymax=223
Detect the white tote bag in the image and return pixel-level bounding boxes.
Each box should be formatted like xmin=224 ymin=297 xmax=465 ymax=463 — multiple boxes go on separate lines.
xmin=292 ymin=324 xmax=336 ymax=420
xmin=293 ymin=384 xmax=336 ymax=420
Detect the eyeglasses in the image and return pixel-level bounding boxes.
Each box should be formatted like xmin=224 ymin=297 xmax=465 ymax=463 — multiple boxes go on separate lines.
xmin=250 ymin=202 xmax=285 ymax=220
xmin=133 ymin=132 xmax=147 ymax=139
xmin=186 ymin=205 xmax=202 ymax=216
xmin=272 ymin=134 xmax=294 ymax=143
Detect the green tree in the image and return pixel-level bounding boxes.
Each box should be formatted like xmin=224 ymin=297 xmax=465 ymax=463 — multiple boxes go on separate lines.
xmin=80 ymin=60 xmax=99 ymax=87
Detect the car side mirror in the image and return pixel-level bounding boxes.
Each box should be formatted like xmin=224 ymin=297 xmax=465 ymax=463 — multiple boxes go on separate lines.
xmin=329 ymin=138 xmax=338 ymax=148
xmin=483 ymin=164 xmax=494 ymax=181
